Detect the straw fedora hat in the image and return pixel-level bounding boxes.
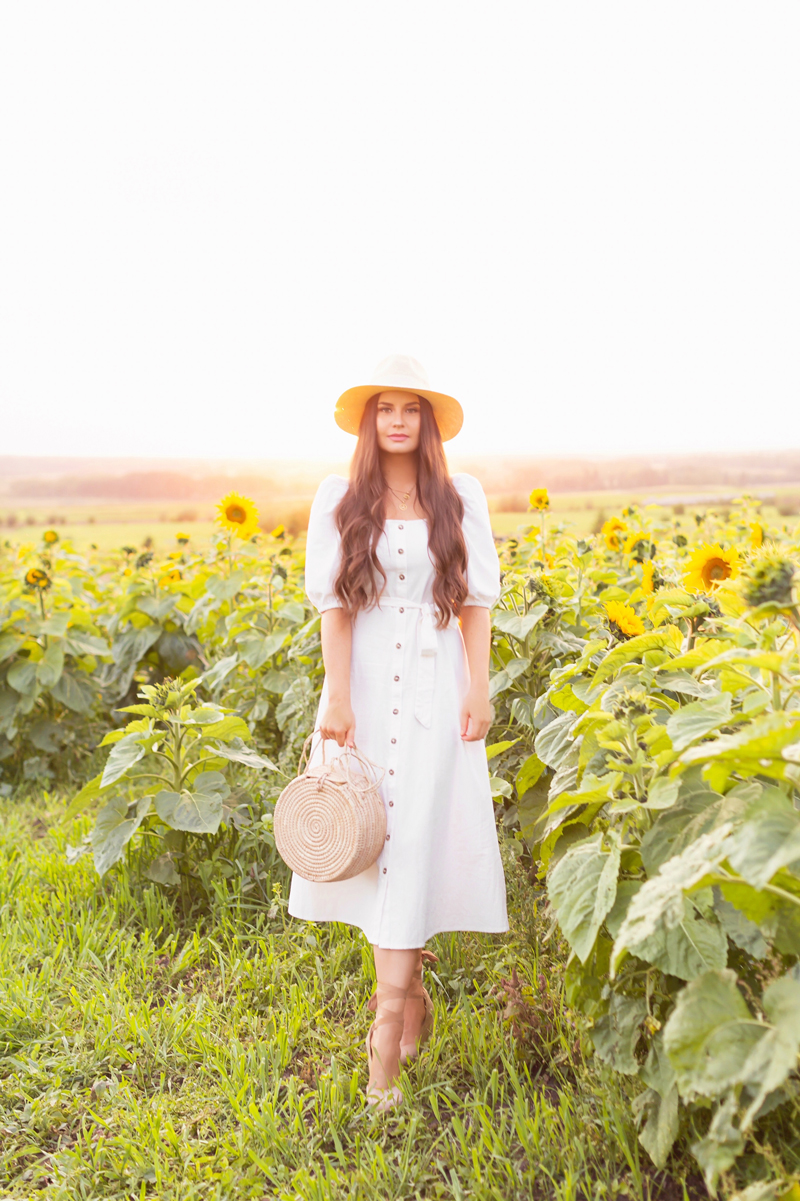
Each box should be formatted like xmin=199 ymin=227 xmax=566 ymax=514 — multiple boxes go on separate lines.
xmin=334 ymin=355 xmax=463 ymax=442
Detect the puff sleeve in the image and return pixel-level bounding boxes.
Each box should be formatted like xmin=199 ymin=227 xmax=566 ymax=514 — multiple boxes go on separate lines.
xmin=453 ymin=473 xmax=501 ymax=608
xmin=304 ymin=474 xmax=349 ymax=612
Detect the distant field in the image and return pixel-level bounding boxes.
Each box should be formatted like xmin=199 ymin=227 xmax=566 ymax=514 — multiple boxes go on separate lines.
xmin=2 ymin=484 xmax=799 ymax=550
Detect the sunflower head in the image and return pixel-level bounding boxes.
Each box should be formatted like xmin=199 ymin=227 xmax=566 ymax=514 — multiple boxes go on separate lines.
xmin=684 ymin=543 xmax=741 ymax=593
xmin=604 ymin=599 xmax=645 ymax=641
xmin=740 ymin=552 xmax=797 ymax=610
xmin=136 ymin=551 xmax=154 ymax=569
xmin=176 ymin=531 xmax=190 ymax=545
xmin=270 ymin=524 xmax=286 ymax=539
xmin=624 ymin=533 xmax=652 ymax=562
xmin=159 ymin=569 xmax=182 ymax=586
xmin=24 ymin=567 xmax=51 ymax=591
xmin=602 ymin=517 xmax=627 ymax=553
xmin=122 ymin=545 xmax=137 ymax=557
xmin=529 ymin=488 xmax=550 ymax=512
xmin=612 ymin=687 xmax=649 ymax=720
xmin=749 ymin=522 xmax=764 ymax=550
xmin=216 ymin=492 xmax=259 ymax=539
xmin=642 ymin=560 xmax=655 ymax=595
xmin=42 ymin=529 xmax=59 ymax=545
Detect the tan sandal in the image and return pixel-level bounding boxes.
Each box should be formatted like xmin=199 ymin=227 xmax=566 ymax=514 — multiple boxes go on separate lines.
xmin=366 ymin=981 xmax=407 ymax=1112
xmin=400 ymin=951 xmax=437 ymax=1064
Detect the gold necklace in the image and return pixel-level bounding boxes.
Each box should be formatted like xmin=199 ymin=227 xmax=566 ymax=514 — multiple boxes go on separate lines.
xmin=387 ymin=483 xmax=417 ymax=512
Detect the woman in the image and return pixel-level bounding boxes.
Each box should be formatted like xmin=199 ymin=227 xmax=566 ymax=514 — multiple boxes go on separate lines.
xmin=288 ymin=355 xmax=508 ymax=1110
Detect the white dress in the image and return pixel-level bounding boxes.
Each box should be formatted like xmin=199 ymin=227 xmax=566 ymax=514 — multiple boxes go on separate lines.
xmin=287 ymin=472 xmax=509 ymax=949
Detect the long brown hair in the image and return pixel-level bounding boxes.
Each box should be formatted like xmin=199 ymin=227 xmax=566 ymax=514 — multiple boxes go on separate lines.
xmin=333 ymin=395 xmax=468 ymax=625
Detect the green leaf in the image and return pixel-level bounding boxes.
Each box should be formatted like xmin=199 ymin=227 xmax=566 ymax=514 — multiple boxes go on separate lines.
xmin=201 ymin=654 xmax=239 ymax=689
xmin=589 ymin=631 xmax=672 ymax=688
xmin=277 ymin=601 xmax=306 ymax=624
xmin=644 ymin=777 xmax=680 ymax=810
xmin=667 ymin=692 xmax=732 ymax=753
xmin=101 ymin=729 xmax=150 ymax=787
xmin=92 ymin=795 xmax=152 ymax=877
xmin=664 ymin=969 xmax=762 ymax=1101
xmin=548 ymin=833 xmax=621 ymax=962
xmin=612 ymin=827 xmax=732 ymax=979
xmin=740 ymin=974 xmax=800 ymax=1128
xmin=36 ymin=642 xmax=65 ymax=689
xmin=200 ymin=715 xmax=252 ymax=742
xmin=50 ymin=670 xmax=96 ymax=714
xmin=0 ymin=632 xmax=21 ymax=662
xmin=713 ymin=889 xmax=768 ymax=959
xmin=725 ymin=790 xmax=800 ymax=889
xmin=207 ymin=570 xmax=245 ymax=601
xmin=145 ymin=853 xmax=180 ymax=887
xmin=691 ymin=1092 xmax=744 ymax=1193
xmin=6 ymin=659 xmax=38 ymax=695
xmin=492 ymin=603 xmax=548 ymax=642
xmin=634 ymin=1035 xmax=680 ymax=1169
xmin=515 ymin=753 xmax=545 ymax=796
xmin=116 ymin=703 xmax=158 ymax=717
xmin=485 ymin=737 xmax=520 ymax=761
xmin=592 ymin=993 xmax=646 ymax=1075
xmin=681 ymin=711 xmax=800 ymax=768
xmin=209 ymin=739 xmax=277 ymax=771
xmin=534 ymin=711 xmax=576 ymax=769
xmin=236 ymin=629 xmax=289 ymax=669
xmin=655 ymin=670 xmax=717 ymax=698
xmin=489 ymin=776 xmax=513 ymax=799
xmin=154 ymin=772 xmax=229 ymax=834
xmin=183 ymin=706 xmax=226 ymax=725
xmin=63 ymin=773 xmax=107 ymax=821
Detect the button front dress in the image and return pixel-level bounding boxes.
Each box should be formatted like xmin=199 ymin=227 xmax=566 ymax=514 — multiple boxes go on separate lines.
xmin=287 ymin=472 xmax=509 ymax=949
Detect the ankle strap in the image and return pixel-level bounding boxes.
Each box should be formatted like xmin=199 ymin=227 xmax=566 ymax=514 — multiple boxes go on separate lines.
xmin=373 ymin=981 xmax=408 ymax=1027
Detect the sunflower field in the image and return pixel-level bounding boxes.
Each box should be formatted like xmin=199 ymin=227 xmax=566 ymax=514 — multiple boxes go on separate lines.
xmin=1 ymin=490 xmax=800 ymax=1198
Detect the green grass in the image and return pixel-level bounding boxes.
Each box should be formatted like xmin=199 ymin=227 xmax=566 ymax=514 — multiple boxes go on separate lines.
xmin=0 ymin=797 xmax=706 ymax=1201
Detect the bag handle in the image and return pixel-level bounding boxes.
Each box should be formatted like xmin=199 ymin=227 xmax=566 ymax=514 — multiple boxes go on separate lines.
xmin=297 ymin=732 xmax=385 ymax=791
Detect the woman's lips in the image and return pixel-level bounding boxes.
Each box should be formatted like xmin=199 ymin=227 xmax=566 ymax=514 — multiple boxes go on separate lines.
xmin=389 ymin=434 xmax=408 ymax=441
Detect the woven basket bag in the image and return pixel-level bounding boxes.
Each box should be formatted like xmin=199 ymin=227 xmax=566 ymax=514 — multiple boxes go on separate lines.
xmin=274 ymin=735 xmax=386 ymax=883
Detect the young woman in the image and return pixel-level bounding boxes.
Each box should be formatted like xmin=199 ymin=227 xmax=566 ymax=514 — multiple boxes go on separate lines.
xmin=288 ymin=355 xmax=508 ymax=1110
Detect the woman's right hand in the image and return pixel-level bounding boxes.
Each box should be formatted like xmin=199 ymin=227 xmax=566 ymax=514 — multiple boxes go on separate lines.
xmin=319 ymin=699 xmax=356 ymax=747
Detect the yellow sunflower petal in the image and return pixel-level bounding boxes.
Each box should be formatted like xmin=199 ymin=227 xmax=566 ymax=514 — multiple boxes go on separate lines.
xmin=684 ymin=543 xmax=741 ymax=592
xmin=216 ymin=492 xmax=260 ymax=539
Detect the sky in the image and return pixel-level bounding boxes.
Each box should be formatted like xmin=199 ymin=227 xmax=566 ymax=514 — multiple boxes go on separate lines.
xmin=1 ymin=3 xmax=799 ymax=462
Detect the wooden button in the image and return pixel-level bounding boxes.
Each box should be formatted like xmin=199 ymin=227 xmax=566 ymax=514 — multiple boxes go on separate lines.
xmin=398 ymin=524 xmax=404 ymax=530
xmin=382 ymin=867 xmax=387 ymax=874
xmin=396 ymin=642 xmax=401 ymax=648
xmin=399 ymin=607 xmax=404 ymax=613
xmin=385 ymin=834 xmax=390 ymax=841
xmin=398 ymin=548 xmax=404 ymax=554
xmin=391 ymin=738 xmax=396 ymax=744
xmin=394 ymin=675 xmax=399 ymax=681
xmin=399 ymin=574 xmax=405 ymax=580
xmin=389 ymin=801 xmax=394 ymax=807
xmin=389 ymin=769 xmax=394 ymax=775
xmin=393 ymin=708 xmax=398 ymax=715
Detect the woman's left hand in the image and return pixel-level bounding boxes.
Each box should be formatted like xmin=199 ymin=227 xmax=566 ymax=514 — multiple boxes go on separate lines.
xmin=460 ymin=687 xmax=493 ymax=742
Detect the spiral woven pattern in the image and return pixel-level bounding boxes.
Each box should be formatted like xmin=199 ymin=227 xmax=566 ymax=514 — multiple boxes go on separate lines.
xmin=274 ymin=765 xmax=387 ymax=883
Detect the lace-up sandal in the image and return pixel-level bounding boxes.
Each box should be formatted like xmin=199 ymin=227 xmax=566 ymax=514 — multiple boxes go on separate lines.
xmin=400 ymin=950 xmax=437 ymax=1065
xmin=366 ymin=981 xmax=407 ymax=1112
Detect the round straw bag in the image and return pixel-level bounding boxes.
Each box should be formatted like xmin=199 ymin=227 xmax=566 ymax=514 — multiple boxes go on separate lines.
xmin=274 ymin=735 xmax=386 ymax=883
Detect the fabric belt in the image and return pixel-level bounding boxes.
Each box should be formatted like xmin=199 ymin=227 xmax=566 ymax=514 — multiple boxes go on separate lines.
xmin=377 ymin=597 xmax=458 ymax=728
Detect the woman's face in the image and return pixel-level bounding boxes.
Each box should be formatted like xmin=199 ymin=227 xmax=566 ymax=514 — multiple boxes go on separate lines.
xmin=375 ymin=390 xmax=421 ymax=455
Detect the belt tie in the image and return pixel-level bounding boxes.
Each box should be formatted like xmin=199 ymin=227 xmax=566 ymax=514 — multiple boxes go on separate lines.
xmin=377 ymin=597 xmax=457 ymax=728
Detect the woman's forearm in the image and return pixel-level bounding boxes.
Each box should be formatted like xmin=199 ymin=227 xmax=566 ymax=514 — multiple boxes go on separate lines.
xmin=460 ymin=605 xmax=491 ymax=693
xmin=321 ymin=608 xmax=353 ymax=699
xmin=459 ymin=606 xmax=492 ymax=741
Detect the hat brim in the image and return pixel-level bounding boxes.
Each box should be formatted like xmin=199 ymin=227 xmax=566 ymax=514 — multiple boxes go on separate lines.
xmin=334 ymin=386 xmax=463 ymax=442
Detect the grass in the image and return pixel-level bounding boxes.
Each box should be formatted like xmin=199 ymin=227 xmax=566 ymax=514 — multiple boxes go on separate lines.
xmin=0 ymin=797 xmax=709 ymax=1201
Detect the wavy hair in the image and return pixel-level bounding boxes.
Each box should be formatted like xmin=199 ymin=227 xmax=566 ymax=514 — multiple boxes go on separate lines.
xmin=333 ymin=395 xmax=468 ymax=625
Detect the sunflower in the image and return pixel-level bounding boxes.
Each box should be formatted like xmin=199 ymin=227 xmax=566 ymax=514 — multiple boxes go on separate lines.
xmin=750 ymin=522 xmax=764 ymax=549
xmin=159 ymin=568 xmax=182 ymax=586
xmin=684 ymin=543 xmax=741 ymax=592
xmin=24 ymin=567 xmax=51 ymax=591
xmin=602 ymin=517 xmax=627 ymax=553
xmin=529 ymin=488 xmax=550 ymax=511
xmin=216 ymin=492 xmax=259 ymax=538
xmin=624 ymin=532 xmax=652 ymax=562
xmin=740 ymin=552 xmax=796 ymax=610
xmin=270 ymin=524 xmax=286 ymax=539
xmin=42 ymin=529 xmax=59 ymax=545
xmin=604 ymin=600 xmax=645 ymax=640
xmin=641 ymin=560 xmax=655 ymax=595
xmin=176 ymin=531 xmax=190 ymax=545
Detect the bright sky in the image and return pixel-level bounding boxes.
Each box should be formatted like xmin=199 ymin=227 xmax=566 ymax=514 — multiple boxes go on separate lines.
xmin=1 ymin=3 xmax=798 ymax=462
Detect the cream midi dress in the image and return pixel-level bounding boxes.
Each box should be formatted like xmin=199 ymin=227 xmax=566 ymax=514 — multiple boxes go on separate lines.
xmin=287 ymin=472 xmax=509 ymax=949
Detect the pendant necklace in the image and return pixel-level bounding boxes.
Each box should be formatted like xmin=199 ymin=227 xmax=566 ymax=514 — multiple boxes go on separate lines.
xmin=388 ymin=483 xmax=417 ymax=512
